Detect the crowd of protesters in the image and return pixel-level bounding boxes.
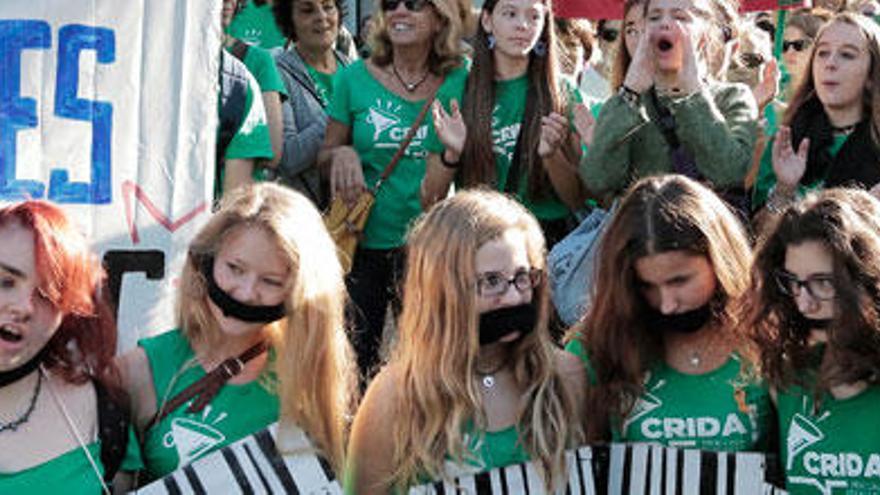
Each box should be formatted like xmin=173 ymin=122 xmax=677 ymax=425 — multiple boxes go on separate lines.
xmin=3 ymin=0 xmax=880 ymax=493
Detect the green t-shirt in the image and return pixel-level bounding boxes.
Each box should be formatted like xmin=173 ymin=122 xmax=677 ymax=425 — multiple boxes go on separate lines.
xmin=305 ymin=62 xmax=336 ymax=109
xmin=463 ymin=424 xmax=530 ymax=471
xmin=226 ymin=0 xmax=287 ymax=49
xmin=328 ymin=60 xmax=469 ymax=248
xmin=216 ymin=63 xmax=274 ymax=198
xmin=0 ymin=443 xmax=105 ymax=495
xmin=425 ymin=75 xmax=583 ymax=221
xmin=752 ymin=132 xmax=849 ymax=208
xmin=778 ymin=381 xmax=880 ymax=494
xmin=239 ymin=44 xmax=288 ymax=96
xmin=565 ymin=338 xmax=772 ymax=452
xmin=138 ymin=329 xmax=279 ymax=482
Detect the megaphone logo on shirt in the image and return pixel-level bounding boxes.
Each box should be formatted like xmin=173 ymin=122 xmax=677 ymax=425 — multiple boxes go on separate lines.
xmin=367 ymin=104 xmax=401 ymax=141
xmin=163 ymin=417 xmax=227 ymax=465
xmin=786 ymin=412 xmax=825 ymax=470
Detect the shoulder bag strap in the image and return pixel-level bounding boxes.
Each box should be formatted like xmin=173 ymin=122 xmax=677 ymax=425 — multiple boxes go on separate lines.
xmin=370 ymin=82 xmax=442 ymax=193
xmin=143 ymin=341 xmax=268 ymax=433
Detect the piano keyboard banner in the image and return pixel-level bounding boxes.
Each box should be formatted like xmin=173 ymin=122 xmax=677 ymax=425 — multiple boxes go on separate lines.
xmin=136 ymin=424 xmax=788 ymax=494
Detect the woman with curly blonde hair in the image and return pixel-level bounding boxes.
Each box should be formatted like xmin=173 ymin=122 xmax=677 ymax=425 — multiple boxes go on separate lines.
xmin=319 ymin=0 xmax=470 ymax=385
xmin=120 ymin=183 xmax=355 ymax=482
xmin=347 ymin=189 xmax=585 ymax=493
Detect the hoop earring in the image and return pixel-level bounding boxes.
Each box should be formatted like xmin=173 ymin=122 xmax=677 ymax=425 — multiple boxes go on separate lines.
xmin=487 ymin=34 xmax=496 ymax=50
xmin=533 ymin=40 xmax=547 ymax=57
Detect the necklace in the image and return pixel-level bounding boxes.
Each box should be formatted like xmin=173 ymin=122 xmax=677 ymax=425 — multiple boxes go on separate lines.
xmin=0 ymin=371 xmax=42 ymax=434
xmin=688 ymin=351 xmax=701 ymax=368
xmin=832 ymin=123 xmax=858 ymax=135
xmin=392 ymin=63 xmax=429 ymax=93
xmin=475 ymin=362 xmax=506 ymax=389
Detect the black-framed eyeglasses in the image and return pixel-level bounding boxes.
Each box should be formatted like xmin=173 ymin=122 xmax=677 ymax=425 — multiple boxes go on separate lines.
xmin=381 ymin=0 xmax=431 ymax=12
xmin=773 ymin=269 xmax=837 ymax=301
xmin=739 ymin=52 xmax=765 ymax=69
xmin=783 ymin=39 xmax=811 ymax=53
xmin=477 ymin=268 xmax=542 ymax=297
xmin=599 ymin=28 xmax=619 ymax=43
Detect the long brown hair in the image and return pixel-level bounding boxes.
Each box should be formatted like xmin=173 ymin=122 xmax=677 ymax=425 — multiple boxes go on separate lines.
xmin=567 ymin=175 xmax=753 ymax=441
xmin=460 ymin=0 xmax=570 ymax=200
xmin=747 ymin=188 xmax=880 ymax=394
xmin=784 ymin=13 xmax=880 ymax=146
xmin=389 ymin=189 xmax=580 ymax=491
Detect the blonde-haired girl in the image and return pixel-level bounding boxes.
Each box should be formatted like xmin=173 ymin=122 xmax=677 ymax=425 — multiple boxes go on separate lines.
xmin=347 ymin=189 xmax=585 ymax=493
xmin=121 ymin=183 xmax=355 ymax=482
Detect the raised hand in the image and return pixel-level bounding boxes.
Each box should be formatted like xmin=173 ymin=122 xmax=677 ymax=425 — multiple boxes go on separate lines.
xmin=329 ymin=146 xmax=367 ymax=206
xmin=538 ymin=112 xmax=569 ymax=158
xmin=753 ymin=57 xmax=779 ymax=111
xmin=771 ymin=126 xmax=809 ymax=191
xmin=432 ymin=99 xmax=466 ymax=161
xmin=623 ymin=29 xmax=655 ymax=94
xmin=573 ymin=103 xmax=596 ymax=148
xmin=674 ymin=21 xmax=702 ymax=95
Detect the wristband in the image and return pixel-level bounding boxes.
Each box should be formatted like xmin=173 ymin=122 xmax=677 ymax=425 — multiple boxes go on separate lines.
xmin=441 ymin=150 xmax=461 ymax=169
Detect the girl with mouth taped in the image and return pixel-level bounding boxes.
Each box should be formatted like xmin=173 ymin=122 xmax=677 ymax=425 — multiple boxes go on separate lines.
xmin=0 ymin=201 xmax=140 ymax=494
xmin=746 ymin=188 xmax=880 ymax=494
xmin=346 ymin=189 xmax=586 ymax=494
xmin=118 ymin=183 xmax=355 ymax=483
xmin=565 ymin=175 xmax=773 ymax=452
xmin=579 ymin=0 xmax=758 ymax=203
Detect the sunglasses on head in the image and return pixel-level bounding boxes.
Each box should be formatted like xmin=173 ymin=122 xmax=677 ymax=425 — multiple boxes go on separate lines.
xmin=783 ymin=39 xmax=811 ymax=53
xmin=381 ymin=0 xmax=431 ymax=12
xmin=599 ymin=28 xmax=619 ymax=43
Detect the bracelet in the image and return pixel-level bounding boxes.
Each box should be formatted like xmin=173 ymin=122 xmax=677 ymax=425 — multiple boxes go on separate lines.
xmin=765 ymin=185 xmax=796 ymax=214
xmin=441 ymin=150 xmax=461 ymax=169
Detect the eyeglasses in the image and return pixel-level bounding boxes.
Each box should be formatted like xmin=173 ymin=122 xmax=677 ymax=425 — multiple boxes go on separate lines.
xmin=783 ymin=39 xmax=811 ymax=53
xmin=381 ymin=0 xmax=431 ymax=12
xmin=477 ymin=269 xmax=542 ymax=297
xmin=739 ymin=52 xmax=765 ymax=69
xmin=773 ymin=269 xmax=837 ymax=301
xmin=598 ymin=28 xmax=619 ymax=43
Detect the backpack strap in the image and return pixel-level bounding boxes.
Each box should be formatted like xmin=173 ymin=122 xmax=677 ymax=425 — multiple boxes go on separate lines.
xmin=95 ymin=380 xmax=131 ymax=482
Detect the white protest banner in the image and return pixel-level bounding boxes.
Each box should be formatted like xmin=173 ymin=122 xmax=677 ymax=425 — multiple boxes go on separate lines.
xmin=0 ymin=0 xmax=221 ymax=350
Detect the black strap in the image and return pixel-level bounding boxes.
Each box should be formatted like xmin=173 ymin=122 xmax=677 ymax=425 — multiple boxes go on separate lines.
xmin=229 ymin=39 xmax=250 ymax=63
xmin=649 ymin=87 xmax=700 ymax=179
xmin=96 ymin=381 xmax=131 ymax=482
xmin=144 ymin=341 xmax=269 ymax=433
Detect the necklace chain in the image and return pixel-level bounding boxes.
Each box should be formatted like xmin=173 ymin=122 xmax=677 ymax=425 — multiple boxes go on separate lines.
xmin=392 ymin=63 xmax=429 ymax=93
xmin=0 ymin=371 xmax=42 ymax=434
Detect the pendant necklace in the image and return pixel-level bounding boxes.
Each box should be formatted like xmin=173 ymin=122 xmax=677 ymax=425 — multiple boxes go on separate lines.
xmin=392 ymin=63 xmax=430 ymax=93
xmin=476 ymin=362 xmax=506 ymax=389
xmin=0 ymin=371 xmax=42 ymax=434
xmin=688 ymin=351 xmax=701 ymax=368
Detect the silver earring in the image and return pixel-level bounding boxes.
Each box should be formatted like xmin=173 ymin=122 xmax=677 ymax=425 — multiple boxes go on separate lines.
xmin=487 ymin=34 xmax=496 ymax=50
xmin=533 ymin=40 xmax=547 ymax=57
